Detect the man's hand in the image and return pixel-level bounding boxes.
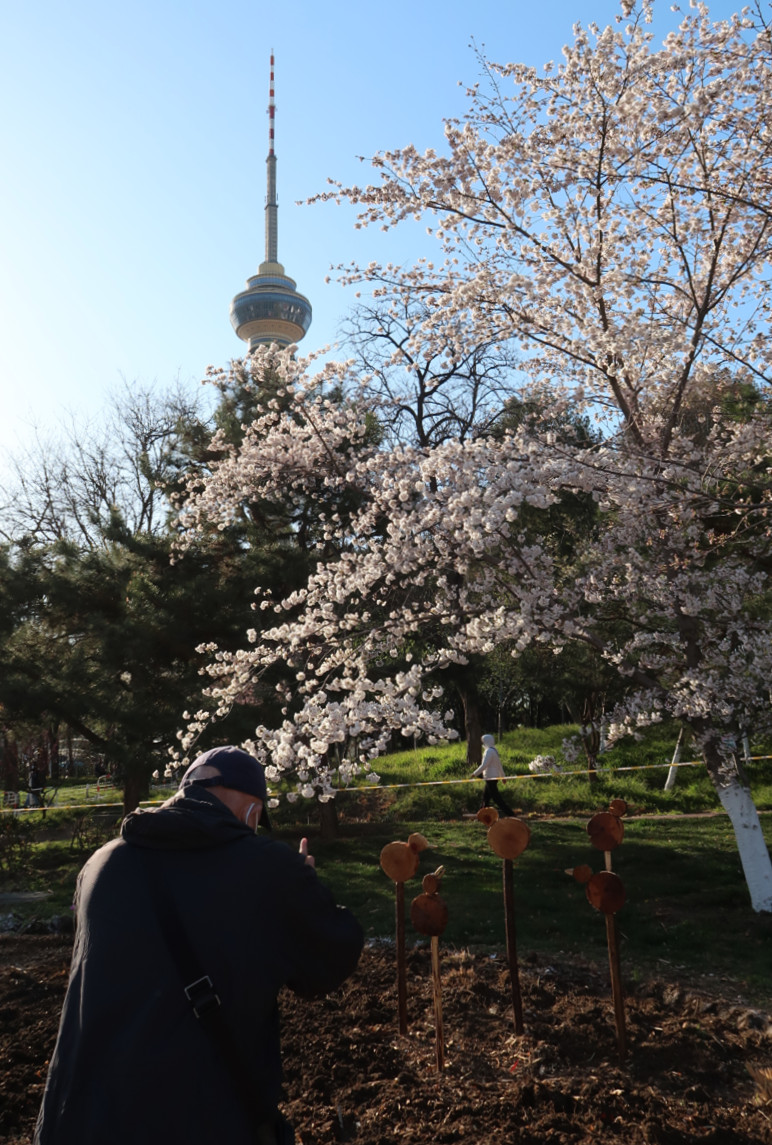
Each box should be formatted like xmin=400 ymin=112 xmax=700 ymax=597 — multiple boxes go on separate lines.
xmin=299 ymin=837 xmax=315 ymax=868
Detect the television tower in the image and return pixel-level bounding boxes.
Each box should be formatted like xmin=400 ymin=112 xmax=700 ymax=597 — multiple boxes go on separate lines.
xmin=230 ymin=55 xmax=312 ymax=350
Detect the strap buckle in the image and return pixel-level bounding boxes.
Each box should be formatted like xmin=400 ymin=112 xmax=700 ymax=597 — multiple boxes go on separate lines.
xmin=184 ymin=974 xmax=221 ymax=1018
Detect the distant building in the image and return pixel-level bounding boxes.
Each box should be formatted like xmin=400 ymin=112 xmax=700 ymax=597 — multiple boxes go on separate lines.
xmin=230 ymin=54 xmax=312 ymax=351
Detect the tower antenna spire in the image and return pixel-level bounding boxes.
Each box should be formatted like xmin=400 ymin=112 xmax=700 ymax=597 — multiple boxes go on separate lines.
xmin=229 ymin=52 xmax=312 ymax=351
xmin=266 ymin=51 xmax=278 ymax=263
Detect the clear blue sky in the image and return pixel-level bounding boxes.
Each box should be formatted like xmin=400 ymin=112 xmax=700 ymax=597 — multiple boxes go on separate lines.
xmin=0 ymin=0 xmax=742 ymax=469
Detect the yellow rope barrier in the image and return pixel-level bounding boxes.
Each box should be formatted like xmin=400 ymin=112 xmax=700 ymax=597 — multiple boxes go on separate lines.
xmin=0 ymin=801 xmax=123 ymax=815
xmin=339 ymin=755 xmax=772 ymax=792
xmin=2 ymin=755 xmax=771 ymax=812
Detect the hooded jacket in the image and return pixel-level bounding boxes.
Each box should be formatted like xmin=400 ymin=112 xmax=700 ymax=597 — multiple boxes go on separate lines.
xmin=34 ymin=786 xmax=363 ymax=1145
xmin=472 ymin=736 xmax=505 ymax=780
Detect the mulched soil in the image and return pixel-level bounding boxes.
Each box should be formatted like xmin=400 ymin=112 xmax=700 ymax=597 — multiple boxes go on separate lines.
xmin=2 ymin=934 xmax=771 ymax=1143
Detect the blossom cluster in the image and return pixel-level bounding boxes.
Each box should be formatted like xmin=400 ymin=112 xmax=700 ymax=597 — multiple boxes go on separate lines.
xmin=528 ymin=755 xmax=562 ymax=775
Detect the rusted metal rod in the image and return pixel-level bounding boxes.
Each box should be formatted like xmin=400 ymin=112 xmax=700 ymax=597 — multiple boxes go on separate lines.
xmin=503 ymin=857 xmax=524 ymax=1035
xmin=395 ymin=881 xmax=407 ymax=1034
xmin=605 ymin=912 xmax=627 ymax=1059
xmin=431 ymin=935 xmax=444 ymax=1071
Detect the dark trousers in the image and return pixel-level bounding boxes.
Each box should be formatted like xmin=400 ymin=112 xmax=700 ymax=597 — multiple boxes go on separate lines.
xmin=481 ymin=779 xmax=514 ymax=817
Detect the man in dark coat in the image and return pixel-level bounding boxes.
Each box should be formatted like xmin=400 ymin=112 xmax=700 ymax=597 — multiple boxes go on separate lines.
xmin=34 ymin=746 xmax=363 ymax=1145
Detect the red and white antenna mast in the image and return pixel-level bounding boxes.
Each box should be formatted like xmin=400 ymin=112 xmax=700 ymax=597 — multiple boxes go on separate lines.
xmin=265 ymin=52 xmax=279 ymax=264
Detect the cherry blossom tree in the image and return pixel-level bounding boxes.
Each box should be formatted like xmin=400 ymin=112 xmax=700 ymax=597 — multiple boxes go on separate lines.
xmin=179 ymin=2 xmax=772 ymax=910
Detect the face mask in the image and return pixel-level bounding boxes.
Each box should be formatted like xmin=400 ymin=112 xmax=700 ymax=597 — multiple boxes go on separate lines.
xmin=244 ymin=802 xmax=259 ymax=833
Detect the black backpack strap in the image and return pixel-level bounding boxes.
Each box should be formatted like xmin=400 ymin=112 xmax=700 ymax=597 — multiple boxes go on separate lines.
xmin=136 ymin=849 xmax=285 ymax=1140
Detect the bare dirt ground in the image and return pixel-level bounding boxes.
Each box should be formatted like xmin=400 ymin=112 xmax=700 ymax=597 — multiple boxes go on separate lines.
xmin=2 ymin=934 xmax=771 ymax=1144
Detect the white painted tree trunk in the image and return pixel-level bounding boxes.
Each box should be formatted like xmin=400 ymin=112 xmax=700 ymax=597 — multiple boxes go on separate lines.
xmin=663 ymin=728 xmax=683 ymax=792
xmin=716 ymin=778 xmax=772 ymax=913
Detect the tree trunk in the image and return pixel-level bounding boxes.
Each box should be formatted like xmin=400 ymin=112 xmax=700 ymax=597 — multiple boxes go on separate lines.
xmin=122 ymin=758 xmax=149 ymax=818
xmin=567 ymin=697 xmax=602 ymax=785
xmin=582 ymin=696 xmax=603 ymax=786
xmin=318 ymin=797 xmax=339 ymax=841
xmin=715 ymin=779 xmax=772 ymax=912
xmin=663 ymin=727 xmax=684 ymax=792
xmin=702 ymin=733 xmax=772 ymax=913
xmin=49 ymin=730 xmax=60 ymax=784
xmin=458 ymin=683 xmax=483 ymax=767
xmin=584 ymin=750 xmax=598 ymax=785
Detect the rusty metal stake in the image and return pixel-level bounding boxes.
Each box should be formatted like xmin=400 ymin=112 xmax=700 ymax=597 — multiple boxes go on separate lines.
xmin=605 ymin=911 xmax=627 ymax=1059
xmin=431 ymin=935 xmax=444 ymax=1071
xmin=503 ymin=857 xmax=524 ymax=1035
xmin=395 ymin=881 xmax=407 ymax=1034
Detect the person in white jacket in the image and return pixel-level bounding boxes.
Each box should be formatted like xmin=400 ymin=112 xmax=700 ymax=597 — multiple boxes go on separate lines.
xmin=471 ymin=734 xmax=515 ymax=817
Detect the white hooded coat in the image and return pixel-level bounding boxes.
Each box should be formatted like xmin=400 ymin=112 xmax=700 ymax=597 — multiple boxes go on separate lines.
xmin=472 ymin=735 xmax=505 ymax=780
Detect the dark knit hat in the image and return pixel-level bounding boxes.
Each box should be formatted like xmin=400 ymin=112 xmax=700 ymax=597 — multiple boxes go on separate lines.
xmin=179 ymin=746 xmax=271 ymax=829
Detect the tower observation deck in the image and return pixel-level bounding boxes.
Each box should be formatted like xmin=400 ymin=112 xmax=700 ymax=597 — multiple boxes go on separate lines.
xmin=230 ymin=55 xmax=312 ymax=350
